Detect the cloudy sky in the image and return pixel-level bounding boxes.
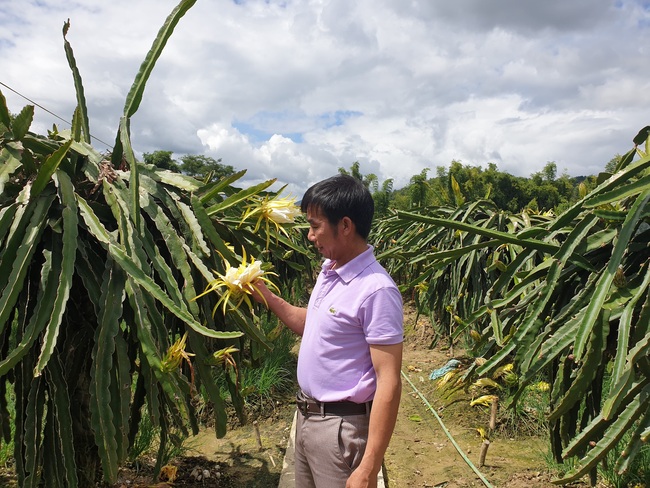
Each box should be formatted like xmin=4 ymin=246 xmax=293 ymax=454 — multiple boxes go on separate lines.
xmin=1 ymin=0 xmax=649 ymax=196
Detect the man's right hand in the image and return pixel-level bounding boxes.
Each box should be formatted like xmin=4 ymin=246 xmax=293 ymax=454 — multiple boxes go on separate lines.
xmin=249 ymin=279 xmax=271 ymax=305
xmin=248 ymin=280 xmax=307 ymax=336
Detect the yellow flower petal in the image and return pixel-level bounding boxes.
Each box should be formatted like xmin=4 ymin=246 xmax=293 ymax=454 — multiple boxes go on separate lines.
xmin=470 ymin=395 xmax=498 ymax=407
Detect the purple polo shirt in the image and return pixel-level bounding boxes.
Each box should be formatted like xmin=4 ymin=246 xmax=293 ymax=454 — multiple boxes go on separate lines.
xmin=297 ymin=246 xmax=403 ymax=403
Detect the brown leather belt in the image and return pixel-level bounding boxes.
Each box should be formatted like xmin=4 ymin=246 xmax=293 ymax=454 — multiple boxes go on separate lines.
xmin=296 ymin=393 xmax=372 ymax=417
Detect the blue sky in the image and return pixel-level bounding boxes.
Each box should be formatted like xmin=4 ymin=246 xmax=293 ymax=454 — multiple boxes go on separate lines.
xmin=1 ymin=0 xmax=649 ymax=196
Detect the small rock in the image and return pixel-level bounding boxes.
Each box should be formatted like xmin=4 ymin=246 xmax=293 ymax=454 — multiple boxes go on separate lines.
xmin=190 ymin=466 xmax=204 ymax=481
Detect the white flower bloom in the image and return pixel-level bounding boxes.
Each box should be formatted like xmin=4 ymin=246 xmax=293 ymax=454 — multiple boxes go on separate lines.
xmin=194 ymin=248 xmax=278 ymax=315
xmin=264 ymin=198 xmax=301 ymax=224
xmin=237 ymin=260 xmax=264 ymax=287
xmin=223 ymin=259 xmax=264 ymax=291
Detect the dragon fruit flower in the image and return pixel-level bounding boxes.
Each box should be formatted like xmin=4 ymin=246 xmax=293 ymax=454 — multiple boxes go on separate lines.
xmin=262 ymin=196 xmax=301 ymax=224
xmin=195 ymin=248 xmax=278 ymax=315
xmin=240 ymin=191 xmax=301 ymax=248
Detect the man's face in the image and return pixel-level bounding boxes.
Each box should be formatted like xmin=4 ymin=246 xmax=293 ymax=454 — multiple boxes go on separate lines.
xmin=306 ymin=207 xmax=341 ymax=260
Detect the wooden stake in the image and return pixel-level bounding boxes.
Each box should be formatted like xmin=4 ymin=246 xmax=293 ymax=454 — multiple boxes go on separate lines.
xmin=479 ymin=439 xmax=490 ymax=467
xmin=253 ymin=421 xmax=263 ymax=451
xmin=489 ymin=397 xmax=498 ymax=431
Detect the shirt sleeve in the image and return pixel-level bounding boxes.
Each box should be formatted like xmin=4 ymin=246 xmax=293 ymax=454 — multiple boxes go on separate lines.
xmin=359 ymin=286 xmax=404 ymax=345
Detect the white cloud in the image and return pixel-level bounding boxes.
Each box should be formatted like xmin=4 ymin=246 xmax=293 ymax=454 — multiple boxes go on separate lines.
xmin=2 ymin=0 xmax=649 ymax=197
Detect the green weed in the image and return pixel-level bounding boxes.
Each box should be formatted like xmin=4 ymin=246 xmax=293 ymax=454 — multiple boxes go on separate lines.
xmin=128 ymin=405 xmax=189 ymax=470
xmin=128 ymin=410 xmax=157 ymax=463
xmin=240 ymin=315 xmax=297 ymax=410
xmin=211 ymin=312 xmax=298 ymax=416
xmin=504 ymin=381 xmax=550 ymax=437
xmin=542 ymin=451 xmax=581 ymax=481
xmin=0 ymin=381 xmax=14 ymax=467
xmin=598 ymin=428 xmax=650 ymax=488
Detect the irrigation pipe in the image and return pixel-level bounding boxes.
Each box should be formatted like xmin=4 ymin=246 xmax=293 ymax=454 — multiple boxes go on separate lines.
xmin=401 ymin=370 xmax=494 ymax=488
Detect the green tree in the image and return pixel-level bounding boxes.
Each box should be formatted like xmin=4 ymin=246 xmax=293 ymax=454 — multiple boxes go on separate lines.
xmin=542 ymin=161 xmax=557 ymax=181
xmin=429 ymin=165 xmax=451 ymax=205
xmin=530 ymin=183 xmax=561 ymax=211
xmin=408 ymin=168 xmax=431 ymax=208
xmin=605 ymin=154 xmax=623 ymax=173
xmin=143 ymin=152 xmax=235 ymax=182
xmin=449 ymin=160 xmax=482 ymax=202
xmin=338 ymin=161 xmax=378 ymax=190
xmin=338 ymin=161 xmax=398 ymax=216
xmin=180 ymin=154 xmax=235 ymax=182
xmin=483 ymin=164 xmax=525 ymax=212
xmin=143 ymin=150 xmax=180 ymax=172
xmin=531 ymin=161 xmax=557 ymax=184
xmin=373 ymin=178 xmax=393 ymax=218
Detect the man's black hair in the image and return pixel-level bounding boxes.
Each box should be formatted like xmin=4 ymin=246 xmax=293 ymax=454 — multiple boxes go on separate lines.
xmin=301 ymin=174 xmax=374 ymax=239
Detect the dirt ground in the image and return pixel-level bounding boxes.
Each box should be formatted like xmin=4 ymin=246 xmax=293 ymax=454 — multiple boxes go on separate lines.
xmin=109 ymin=305 xmax=598 ymax=488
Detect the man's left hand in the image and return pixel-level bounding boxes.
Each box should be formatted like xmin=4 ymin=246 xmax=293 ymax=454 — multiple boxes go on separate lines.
xmin=346 ymin=468 xmax=377 ymax=488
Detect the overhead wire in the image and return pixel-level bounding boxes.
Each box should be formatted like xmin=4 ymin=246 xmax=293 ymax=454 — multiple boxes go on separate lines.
xmin=0 ymin=80 xmax=112 ymax=148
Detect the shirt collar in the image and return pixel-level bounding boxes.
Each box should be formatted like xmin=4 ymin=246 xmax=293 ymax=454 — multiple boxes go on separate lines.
xmin=322 ymin=245 xmax=375 ymax=283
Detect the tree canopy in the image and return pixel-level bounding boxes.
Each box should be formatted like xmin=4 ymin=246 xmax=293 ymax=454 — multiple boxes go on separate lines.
xmin=387 ymin=160 xmax=600 ymax=214
xmin=143 ymin=150 xmax=235 ymax=182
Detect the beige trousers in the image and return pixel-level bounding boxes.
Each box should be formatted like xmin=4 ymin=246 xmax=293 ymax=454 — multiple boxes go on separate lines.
xmin=294 ymin=409 xmax=372 ymax=488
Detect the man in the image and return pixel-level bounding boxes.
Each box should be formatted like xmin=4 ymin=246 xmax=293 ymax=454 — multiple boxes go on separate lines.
xmin=253 ymin=174 xmax=403 ymax=488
